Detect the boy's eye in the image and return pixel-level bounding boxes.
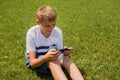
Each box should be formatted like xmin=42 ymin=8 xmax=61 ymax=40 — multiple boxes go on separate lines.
xmin=53 ymin=24 xmax=55 ymax=27
xmin=45 ymin=24 xmax=55 ymax=28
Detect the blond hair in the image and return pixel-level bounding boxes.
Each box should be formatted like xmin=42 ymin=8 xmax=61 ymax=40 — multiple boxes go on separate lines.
xmin=36 ymin=6 xmax=57 ymax=22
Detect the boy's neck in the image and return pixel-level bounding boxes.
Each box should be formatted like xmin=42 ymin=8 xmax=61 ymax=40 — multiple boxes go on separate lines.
xmin=42 ymin=32 xmax=50 ymax=38
xmin=40 ymin=28 xmax=50 ymax=38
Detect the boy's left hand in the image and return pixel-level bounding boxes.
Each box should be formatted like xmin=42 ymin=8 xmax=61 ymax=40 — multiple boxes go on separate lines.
xmin=62 ymin=47 xmax=73 ymax=56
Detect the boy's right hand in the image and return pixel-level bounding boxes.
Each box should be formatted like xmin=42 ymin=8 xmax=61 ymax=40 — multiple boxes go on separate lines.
xmin=45 ymin=48 xmax=60 ymax=61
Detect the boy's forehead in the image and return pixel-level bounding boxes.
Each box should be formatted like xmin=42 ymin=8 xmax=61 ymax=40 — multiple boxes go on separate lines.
xmin=41 ymin=20 xmax=56 ymax=24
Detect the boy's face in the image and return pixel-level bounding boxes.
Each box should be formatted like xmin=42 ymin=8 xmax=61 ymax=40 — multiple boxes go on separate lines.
xmin=40 ymin=20 xmax=56 ymax=37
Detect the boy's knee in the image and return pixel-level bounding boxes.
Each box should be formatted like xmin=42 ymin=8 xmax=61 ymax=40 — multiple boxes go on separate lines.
xmin=61 ymin=55 xmax=74 ymax=68
xmin=63 ymin=55 xmax=72 ymax=62
xmin=47 ymin=59 xmax=61 ymax=68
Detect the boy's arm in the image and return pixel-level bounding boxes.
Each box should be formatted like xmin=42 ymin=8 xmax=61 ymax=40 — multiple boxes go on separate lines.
xmin=29 ymin=49 xmax=60 ymax=68
xmin=29 ymin=51 xmax=48 ymax=68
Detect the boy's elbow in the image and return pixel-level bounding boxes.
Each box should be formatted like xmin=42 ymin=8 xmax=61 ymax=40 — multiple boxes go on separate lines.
xmin=30 ymin=61 xmax=37 ymax=68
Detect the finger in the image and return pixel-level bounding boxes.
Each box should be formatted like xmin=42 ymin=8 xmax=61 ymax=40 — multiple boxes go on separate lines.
xmin=50 ymin=48 xmax=57 ymax=52
xmin=51 ymin=51 xmax=59 ymax=55
xmin=68 ymin=47 xmax=73 ymax=50
xmin=64 ymin=50 xmax=70 ymax=53
xmin=64 ymin=46 xmax=67 ymax=48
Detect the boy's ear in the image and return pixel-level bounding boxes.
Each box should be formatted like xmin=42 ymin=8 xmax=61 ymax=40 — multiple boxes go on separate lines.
xmin=36 ymin=19 xmax=40 ymax=24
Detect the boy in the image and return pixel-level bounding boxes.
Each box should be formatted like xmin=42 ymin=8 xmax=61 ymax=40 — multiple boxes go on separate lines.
xmin=25 ymin=6 xmax=84 ymax=80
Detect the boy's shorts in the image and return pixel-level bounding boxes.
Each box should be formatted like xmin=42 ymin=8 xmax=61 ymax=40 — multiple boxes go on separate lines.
xmin=26 ymin=55 xmax=50 ymax=74
xmin=26 ymin=54 xmax=64 ymax=74
xmin=30 ymin=62 xmax=51 ymax=74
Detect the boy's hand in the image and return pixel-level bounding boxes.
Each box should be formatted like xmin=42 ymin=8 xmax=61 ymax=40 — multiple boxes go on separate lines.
xmin=45 ymin=48 xmax=60 ymax=61
xmin=63 ymin=47 xmax=73 ymax=56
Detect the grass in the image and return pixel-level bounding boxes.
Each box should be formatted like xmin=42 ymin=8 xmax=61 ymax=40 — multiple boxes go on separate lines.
xmin=0 ymin=0 xmax=120 ymax=80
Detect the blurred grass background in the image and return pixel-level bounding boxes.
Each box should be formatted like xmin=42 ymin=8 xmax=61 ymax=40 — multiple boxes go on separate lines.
xmin=0 ymin=0 xmax=120 ymax=80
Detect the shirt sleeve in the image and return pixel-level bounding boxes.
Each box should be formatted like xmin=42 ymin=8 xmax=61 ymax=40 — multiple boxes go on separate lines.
xmin=57 ymin=29 xmax=64 ymax=60
xmin=56 ymin=29 xmax=63 ymax=49
xmin=26 ymin=32 xmax=36 ymax=52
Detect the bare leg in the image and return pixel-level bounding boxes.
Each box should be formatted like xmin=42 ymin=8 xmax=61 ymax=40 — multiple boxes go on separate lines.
xmin=47 ymin=59 xmax=68 ymax=80
xmin=61 ymin=55 xmax=84 ymax=80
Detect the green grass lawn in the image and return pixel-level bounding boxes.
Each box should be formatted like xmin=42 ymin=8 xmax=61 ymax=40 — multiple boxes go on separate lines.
xmin=0 ymin=0 xmax=120 ymax=80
